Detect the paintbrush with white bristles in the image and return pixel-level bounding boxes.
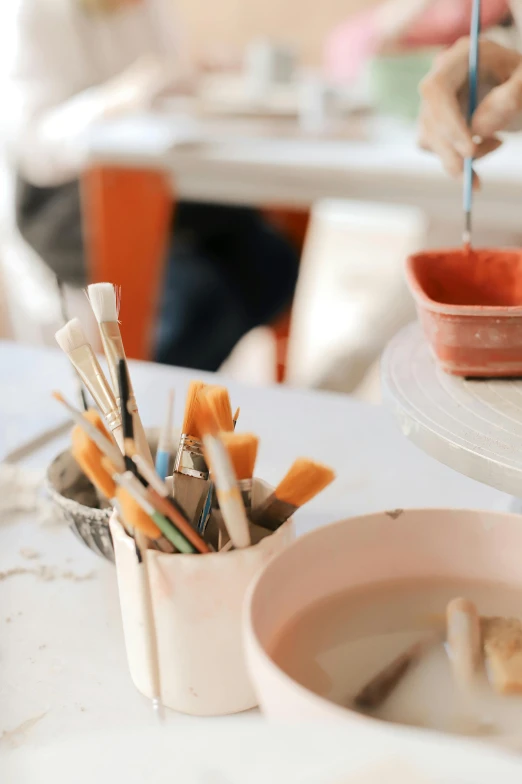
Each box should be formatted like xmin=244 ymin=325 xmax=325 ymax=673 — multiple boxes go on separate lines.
xmin=55 ymin=318 xmax=124 ymax=450
xmin=87 ymin=282 xmax=153 ymax=466
xmin=252 ymin=458 xmax=335 ymax=531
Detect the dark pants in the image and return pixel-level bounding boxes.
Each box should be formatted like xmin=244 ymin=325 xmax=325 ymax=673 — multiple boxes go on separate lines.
xmin=154 ymin=202 xmax=299 ymax=371
xmin=15 ymin=176 xmax=299 ymax=372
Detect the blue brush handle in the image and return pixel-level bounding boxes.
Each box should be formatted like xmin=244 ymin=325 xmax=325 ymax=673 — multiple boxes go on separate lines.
xmin=155 ymin=450 xmax=170 ymax=482
xmin=464 ymin=0 xmax=481 ymax=215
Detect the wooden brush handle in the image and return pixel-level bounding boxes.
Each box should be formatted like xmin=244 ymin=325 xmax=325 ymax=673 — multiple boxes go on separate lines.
xmin=133 ymin=413 xmax=154 ymax=466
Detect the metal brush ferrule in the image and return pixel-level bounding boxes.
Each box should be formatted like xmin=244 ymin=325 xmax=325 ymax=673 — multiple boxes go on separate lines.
xmin=99 ymin=322 xmax=129 ymax=395
xmin=174 ymin=434 xmax=208 ymax=479
xmin=238 ymin=479 xmax=253 ymax=509
xmin=253 ymin=495 xmax=296 ymax=532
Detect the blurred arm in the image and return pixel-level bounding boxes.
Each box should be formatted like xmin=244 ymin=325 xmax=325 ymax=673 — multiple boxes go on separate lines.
xmin=5 ymin=0 xmax=171 ymax=187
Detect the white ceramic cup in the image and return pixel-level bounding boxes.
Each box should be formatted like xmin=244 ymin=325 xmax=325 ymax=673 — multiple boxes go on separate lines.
xmin=244 ymin=507 xmax=522 ymax=736
xmin=111 ymin=479 xmax=294 ymax=716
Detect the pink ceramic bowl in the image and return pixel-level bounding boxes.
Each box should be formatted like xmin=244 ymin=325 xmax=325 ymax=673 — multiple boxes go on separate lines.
xmin=244 ymin=508 xmax=522 ymax=728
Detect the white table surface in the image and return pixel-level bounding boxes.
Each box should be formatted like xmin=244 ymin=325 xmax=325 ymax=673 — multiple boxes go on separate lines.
xmin=85 ymin=111 xmax=522 ymax=233
xmin=0 ymin=341 xmax=514 ymax=779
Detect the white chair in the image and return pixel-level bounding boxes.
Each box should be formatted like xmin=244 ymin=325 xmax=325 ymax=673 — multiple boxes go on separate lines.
xmin=286 ymin=199 xmax=427 ymax=394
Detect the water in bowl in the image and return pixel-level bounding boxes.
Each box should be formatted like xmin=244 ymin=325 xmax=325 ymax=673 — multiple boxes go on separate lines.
xmin=271 ymin=577 xmax=522 ymax=736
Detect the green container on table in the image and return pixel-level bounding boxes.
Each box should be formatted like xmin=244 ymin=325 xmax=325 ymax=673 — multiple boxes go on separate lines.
xmin=369 ymin=49 xmax=437 ymax=121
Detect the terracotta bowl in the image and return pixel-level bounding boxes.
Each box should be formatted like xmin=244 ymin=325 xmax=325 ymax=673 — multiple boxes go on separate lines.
xmin=244 ymin=508 xmax=522 ymax=742
xmin=406 ymin=248 xmax=522 ymax=376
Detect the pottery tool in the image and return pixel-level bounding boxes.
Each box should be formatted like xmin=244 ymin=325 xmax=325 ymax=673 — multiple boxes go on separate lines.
xmin=55 ymin=319 xmax=124 ymax=450
xmin=253 ymin=458 xmax=335 ymax=531
xmin=463 ymin=0 xmax=481 ymax=249
xmin=172 ymin=381 xmax=211 ymax=525
xmin=3 ymin=419 xmax=72 ymax=464
xmin=133 ymin=453 xmax=211 ymax=554
xmin=155 ymin=389 xmax=175 ymax=481
xmin=198 ymin=399 xmax=251 ymax=549
xmin=55 ymin=276 xmax=88 ymax=411
xmin=52 ymin=392 xmax=125 ymax=472
xmin=354 ymin=634 xmax=437 ymax=711
xmin=220 ymin=432 xmax=259 ymax=508
xmin=446 ymin=598 xmax=482 ymax=690
xmin=87 ymin=282 xmax=153 ymax=465
xmin=481 ymin=616 xmax=522 ymax=694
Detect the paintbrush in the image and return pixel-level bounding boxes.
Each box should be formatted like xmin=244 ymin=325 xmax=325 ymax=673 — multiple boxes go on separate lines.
xmin=197 ymin=386 xmax=235 ymax=533
xmin=55 ymin=276 xmax=88 ymax=411
xmin=114 ymin=471 xmax=196 ymax=554
xmin=155 ymin=389 xmax=175 ymax=481
xmin=252 ymin=458 xmax=335 ymax=531
xmin=446 ymin=597 xmax=482 ymax=690
xmin=71 ymin=426 xmax=173 ymax=552
xmin=205 ymin=386 xmax=234 ymax=432
xmin=353 ymin=634 xmax=437 ymax=711
xmin=52 ymin=392 xmax=125 ymax=472
xmin=463 ymin=0 xmax=481 ymax=249
xmin=133 ymin=453 xmax=211 ymax=554
xmin=87 ymin=282 xmax=153 ymax=465
xmin=220 ymin=432 xmax=259 ymax=509
xmin=198 ymin=399 xmax=251 ymax=549
xmin=55 ymin=319 xmax=124 ymax=450
xmin=116 ymin=359 xmax=197 ymax=555
xmin=172 ymin=381 xmax=211 ymax=525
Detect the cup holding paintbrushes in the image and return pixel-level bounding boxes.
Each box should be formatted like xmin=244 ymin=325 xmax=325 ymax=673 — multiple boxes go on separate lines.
xmin=53 ymin=344 xmax=334 ymax=716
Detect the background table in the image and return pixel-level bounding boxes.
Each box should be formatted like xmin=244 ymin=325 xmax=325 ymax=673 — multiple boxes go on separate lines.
xmin=0 ymin=340 xmax=513 ymax=764
xmin=82 ymin=111 xmax=522 ymax=362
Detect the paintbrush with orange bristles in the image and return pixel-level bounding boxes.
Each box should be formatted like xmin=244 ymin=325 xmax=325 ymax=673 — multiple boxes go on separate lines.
xmin=197 ymin=386 xmax=235 ymax=534
xmin=220 ymin=432 xmax=259 ymax=509
xmin=252 ymin=458 xmax=335 ymax=531
xmin=71 ymin=425 xmax=174 ymax=553
xmin=56 ymin=390 xmax=196 ymax=553
xmin=198 ymin=397 xmax=251 ymax=549
xmin=172 ymin=381 xmax=211 ymax=525
xmin=70 ymin=419 xmax=167 ymax=716
xmin=53 ymin=392 xmax=125 ymax=471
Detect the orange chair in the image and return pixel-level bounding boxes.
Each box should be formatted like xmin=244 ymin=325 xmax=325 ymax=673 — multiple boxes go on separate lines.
xmin=82 ymin=166 xmax=308 ymax=380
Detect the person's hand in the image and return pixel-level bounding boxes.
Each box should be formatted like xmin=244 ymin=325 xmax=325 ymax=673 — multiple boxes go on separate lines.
xmin=418 ymin=38 xmax=522 ymax=186
xmin=101 ymin=55 xmax=195 ymax=117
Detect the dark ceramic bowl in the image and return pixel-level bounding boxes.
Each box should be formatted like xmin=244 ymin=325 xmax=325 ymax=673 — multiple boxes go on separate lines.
xmin=45 ymin=429 xmax=176 ymax=562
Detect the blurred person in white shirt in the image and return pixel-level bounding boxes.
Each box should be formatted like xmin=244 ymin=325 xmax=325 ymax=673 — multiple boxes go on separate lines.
xmin=6 ymin=0 xmax=298 ymax=370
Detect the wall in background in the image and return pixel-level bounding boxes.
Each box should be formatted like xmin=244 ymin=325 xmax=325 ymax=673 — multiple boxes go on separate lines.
xmin=176 ymin=0 xmax=379 ymax=65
